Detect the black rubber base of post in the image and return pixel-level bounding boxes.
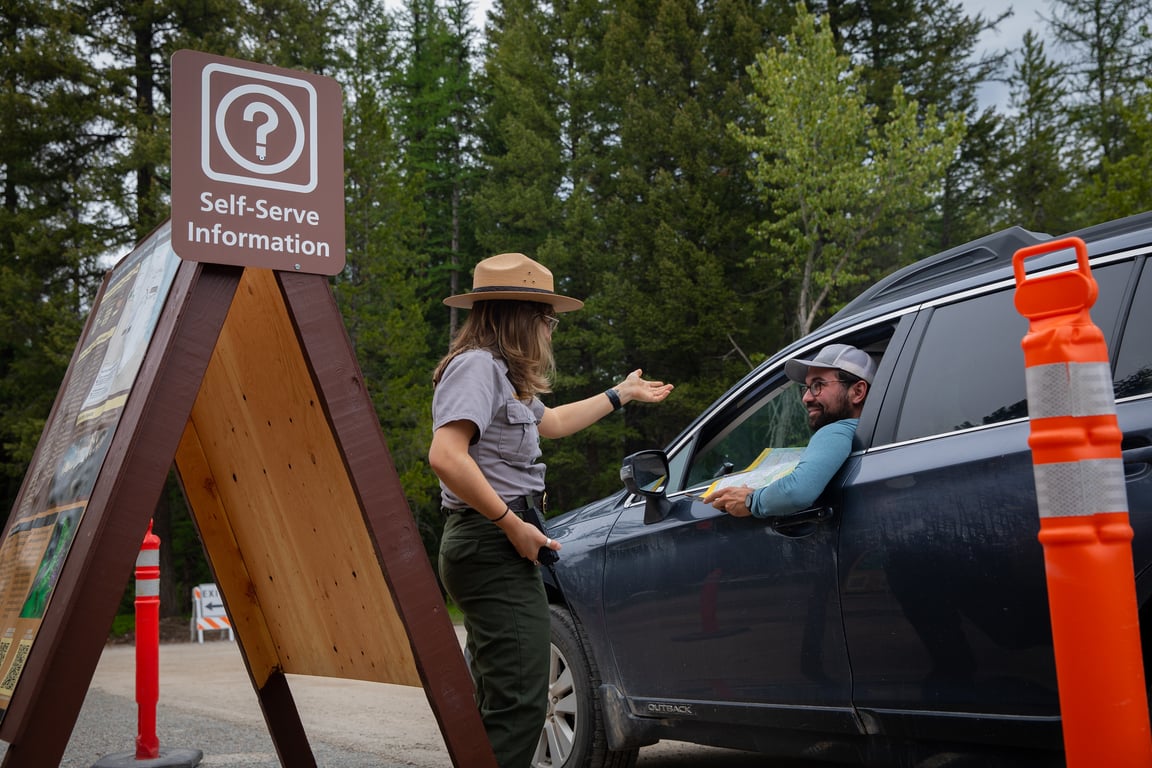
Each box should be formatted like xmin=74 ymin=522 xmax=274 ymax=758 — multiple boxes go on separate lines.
xmin=91 ymin=747 xmax=204 ymax=768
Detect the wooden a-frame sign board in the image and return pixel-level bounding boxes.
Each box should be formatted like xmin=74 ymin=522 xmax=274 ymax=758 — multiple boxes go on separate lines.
xmin=0 ymin=222 xmax=496 ymax=767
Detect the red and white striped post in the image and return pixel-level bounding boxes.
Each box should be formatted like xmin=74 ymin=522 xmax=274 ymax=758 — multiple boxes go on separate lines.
xmin=1013 ymin=237 xmax=1152 ymax=767
xmin=93 ymin=522 xmax=203 ymax=767
xmin=135 ymin=521 xmax=161 ymax=760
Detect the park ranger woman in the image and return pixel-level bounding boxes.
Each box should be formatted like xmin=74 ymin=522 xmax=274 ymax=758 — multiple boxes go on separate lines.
xmin=429 ymin=252 xmax=673 ymax=768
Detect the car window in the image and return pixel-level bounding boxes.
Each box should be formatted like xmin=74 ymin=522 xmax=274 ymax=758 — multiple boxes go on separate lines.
xmin=683 ymin=376 xmax=812 ymax=490
xmin=894 ymin=262 xmax=1132 ymax=442
xmin=1114 ymin=261 xmax=1151 ymax=398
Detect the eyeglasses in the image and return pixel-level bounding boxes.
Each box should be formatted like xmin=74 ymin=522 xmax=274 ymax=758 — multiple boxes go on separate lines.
xmin=540 ymin=314 xmax=560 ymax=332
xmin=798 ymin=378 xmax=848 ymax=397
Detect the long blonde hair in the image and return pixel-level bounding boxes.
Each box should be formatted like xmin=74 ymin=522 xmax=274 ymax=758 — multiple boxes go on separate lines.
xmin=433 ymin=300 xmax=556 ymax=398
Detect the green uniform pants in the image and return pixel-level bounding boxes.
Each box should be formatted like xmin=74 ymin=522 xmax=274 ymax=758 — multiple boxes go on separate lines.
xmin=439 ymin=511 xmax=549 ymax=768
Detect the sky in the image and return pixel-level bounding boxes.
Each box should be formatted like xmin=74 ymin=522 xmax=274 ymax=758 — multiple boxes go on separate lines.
xmin=966 ymin=0 xmax=1055 ymax=109
xmin=969 ymin=0 xmax=1051 ymax=53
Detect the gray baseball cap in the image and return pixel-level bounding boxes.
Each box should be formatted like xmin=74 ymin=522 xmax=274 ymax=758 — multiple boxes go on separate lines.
xmin=785 ymin=343 xmax=877 ymax=384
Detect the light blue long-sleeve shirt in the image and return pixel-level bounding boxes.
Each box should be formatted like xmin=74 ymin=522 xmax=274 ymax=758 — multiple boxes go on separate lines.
xmin=748 ymin=418 xmax=858 ymax=518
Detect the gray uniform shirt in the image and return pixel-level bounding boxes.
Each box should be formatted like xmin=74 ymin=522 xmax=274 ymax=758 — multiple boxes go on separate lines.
xmin=433 ymin=349 xmax=547 ymax=508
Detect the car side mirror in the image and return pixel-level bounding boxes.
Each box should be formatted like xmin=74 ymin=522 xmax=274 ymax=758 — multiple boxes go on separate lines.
xmin=621 ymin=450 xmax=673 ymax=525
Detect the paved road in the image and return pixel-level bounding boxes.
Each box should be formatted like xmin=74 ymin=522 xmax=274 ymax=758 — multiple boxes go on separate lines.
xmin=0 ymin=636 xmax=777 ymax=768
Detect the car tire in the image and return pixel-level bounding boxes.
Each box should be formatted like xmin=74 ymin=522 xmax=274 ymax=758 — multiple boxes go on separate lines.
xmin=533 ymin=604 xmax=639 ymax=768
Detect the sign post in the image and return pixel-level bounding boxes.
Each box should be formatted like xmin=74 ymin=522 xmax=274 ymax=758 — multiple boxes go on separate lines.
xmin=170 ymin=50 xmax=345 ymax=275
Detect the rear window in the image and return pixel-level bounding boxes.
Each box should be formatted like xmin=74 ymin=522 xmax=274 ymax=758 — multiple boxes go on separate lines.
xmin=894 ymin=262 xmax=1133 ymax=442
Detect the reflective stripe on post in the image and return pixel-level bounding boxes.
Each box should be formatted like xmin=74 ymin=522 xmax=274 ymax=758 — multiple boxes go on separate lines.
xmin=1013 ymin=236 xmax=1152 ymax=768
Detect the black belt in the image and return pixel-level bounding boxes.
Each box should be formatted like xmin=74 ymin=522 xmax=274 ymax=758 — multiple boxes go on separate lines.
xmin=443 ymin=492 xmax=545 ymax=517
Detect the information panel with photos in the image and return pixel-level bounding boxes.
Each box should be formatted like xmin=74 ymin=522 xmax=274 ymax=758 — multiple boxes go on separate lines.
xmin=0 ymin=225 xmax=179 ymax=720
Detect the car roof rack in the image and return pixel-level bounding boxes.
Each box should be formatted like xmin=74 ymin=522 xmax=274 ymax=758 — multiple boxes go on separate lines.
xmin=1062 ymin=208 xmax=1152 ymax=247
xmin=831 ymin=209 xmax=1152 ymax=324
xmin=832 ymin=226 xmax=1048 ymax=320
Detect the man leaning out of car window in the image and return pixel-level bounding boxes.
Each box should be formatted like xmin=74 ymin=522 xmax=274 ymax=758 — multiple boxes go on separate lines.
xmin=704 ymin=344 xmax=876 ymax=518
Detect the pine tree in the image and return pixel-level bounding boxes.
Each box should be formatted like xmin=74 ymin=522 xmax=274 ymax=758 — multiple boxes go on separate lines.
xmin=733 ymin=3 xmax=964 ymax=336
xmin=997 ymin=30 xmax=1080 ymax=234
xmin=1088 ymin=89 xmax=1152 ymax=219
xmin=333 ymin=0 xmax=442 ymax=551
xmin=471 ymin=0 xmax=566 ymax=257
xmin=822 ymin=0 xmax=1008 ymax=249
xmin=1046 ymin=0 xmax=1152 ymax=170
xmin=591 ymin=0 xmax=788 ymax=415
xmin=392 ymin=0 xmax=482 ymax=344
xmin=0 ymin=1 xmax=109 ymax=520
xmin=243 ymin=0 xmax=343 ymax=72
xmin=471 ymin=0 xmax=792 ymax=509
xmin=472 ymin=0 xmax=616 ymax=508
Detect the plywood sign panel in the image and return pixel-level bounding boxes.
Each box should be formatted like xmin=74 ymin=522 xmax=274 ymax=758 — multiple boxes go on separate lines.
xmin=177 ymin=268 xmax=420 ymax=686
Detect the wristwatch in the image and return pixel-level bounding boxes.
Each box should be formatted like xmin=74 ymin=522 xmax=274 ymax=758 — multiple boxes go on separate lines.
xmin=744 ymin=492 xmax=754 ymax=514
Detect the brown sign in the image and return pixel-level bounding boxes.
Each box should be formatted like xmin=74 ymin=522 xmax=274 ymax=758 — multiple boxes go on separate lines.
xmin=170 ymin=50 xmax=346 ymax=275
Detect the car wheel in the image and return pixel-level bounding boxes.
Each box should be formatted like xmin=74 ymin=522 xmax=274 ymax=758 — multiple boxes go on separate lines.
xmin=533 ymin=604 xmax=639 ymax=768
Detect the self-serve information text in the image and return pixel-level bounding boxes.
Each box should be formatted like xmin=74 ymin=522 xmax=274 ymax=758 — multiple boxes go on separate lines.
xmin=187 ymin=192 xmax=331 ymax=259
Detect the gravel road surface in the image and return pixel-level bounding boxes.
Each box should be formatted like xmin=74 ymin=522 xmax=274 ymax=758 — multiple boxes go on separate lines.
xmin=0 ymin=631 xmax=770 ymax=767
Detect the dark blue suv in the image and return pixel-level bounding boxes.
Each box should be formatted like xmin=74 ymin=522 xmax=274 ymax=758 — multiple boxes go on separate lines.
xmin=534 ymin=211 xmax=1152 ymax=767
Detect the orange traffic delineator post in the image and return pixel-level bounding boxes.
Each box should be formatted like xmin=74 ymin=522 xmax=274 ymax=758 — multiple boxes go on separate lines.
xmin=93 ymin=521 xmax=203 ymax=768
xmin=1013 ymin=236 xmax=1152 ymax=768
xmin=136 ymin=521 xmax=161 ymax=759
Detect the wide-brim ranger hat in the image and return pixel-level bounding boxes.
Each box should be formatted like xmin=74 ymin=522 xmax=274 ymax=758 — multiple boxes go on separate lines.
xmin=443 ymin=252 xmax=585 ymax=312
xmin=785 ymin=343 xmax=877 ymax=384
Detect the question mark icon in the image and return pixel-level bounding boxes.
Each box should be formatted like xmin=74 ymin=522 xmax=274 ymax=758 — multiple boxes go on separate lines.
xmin=243 ymin=102 xmax=279 ymax=161
xmin=212 ymin=79 xmax=309 ymax=182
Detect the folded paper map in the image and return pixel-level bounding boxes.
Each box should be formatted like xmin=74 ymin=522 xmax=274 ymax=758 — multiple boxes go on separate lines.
xmin=702 ymin=446 xmax=805 ymax=497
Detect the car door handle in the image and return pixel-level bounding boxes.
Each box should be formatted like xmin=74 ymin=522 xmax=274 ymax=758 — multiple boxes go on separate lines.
xmin=1123 ymin=445 xmax=1152 ymax=474
xmin=1123 ymin=445 xmax=1152 ymax=465
xmin=767 ymin=506 xmax=834 ymax=530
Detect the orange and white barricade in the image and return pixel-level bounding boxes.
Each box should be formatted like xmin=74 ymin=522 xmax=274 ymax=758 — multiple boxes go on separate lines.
xmin=191 ymin=583 xmax=234 ymax=643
